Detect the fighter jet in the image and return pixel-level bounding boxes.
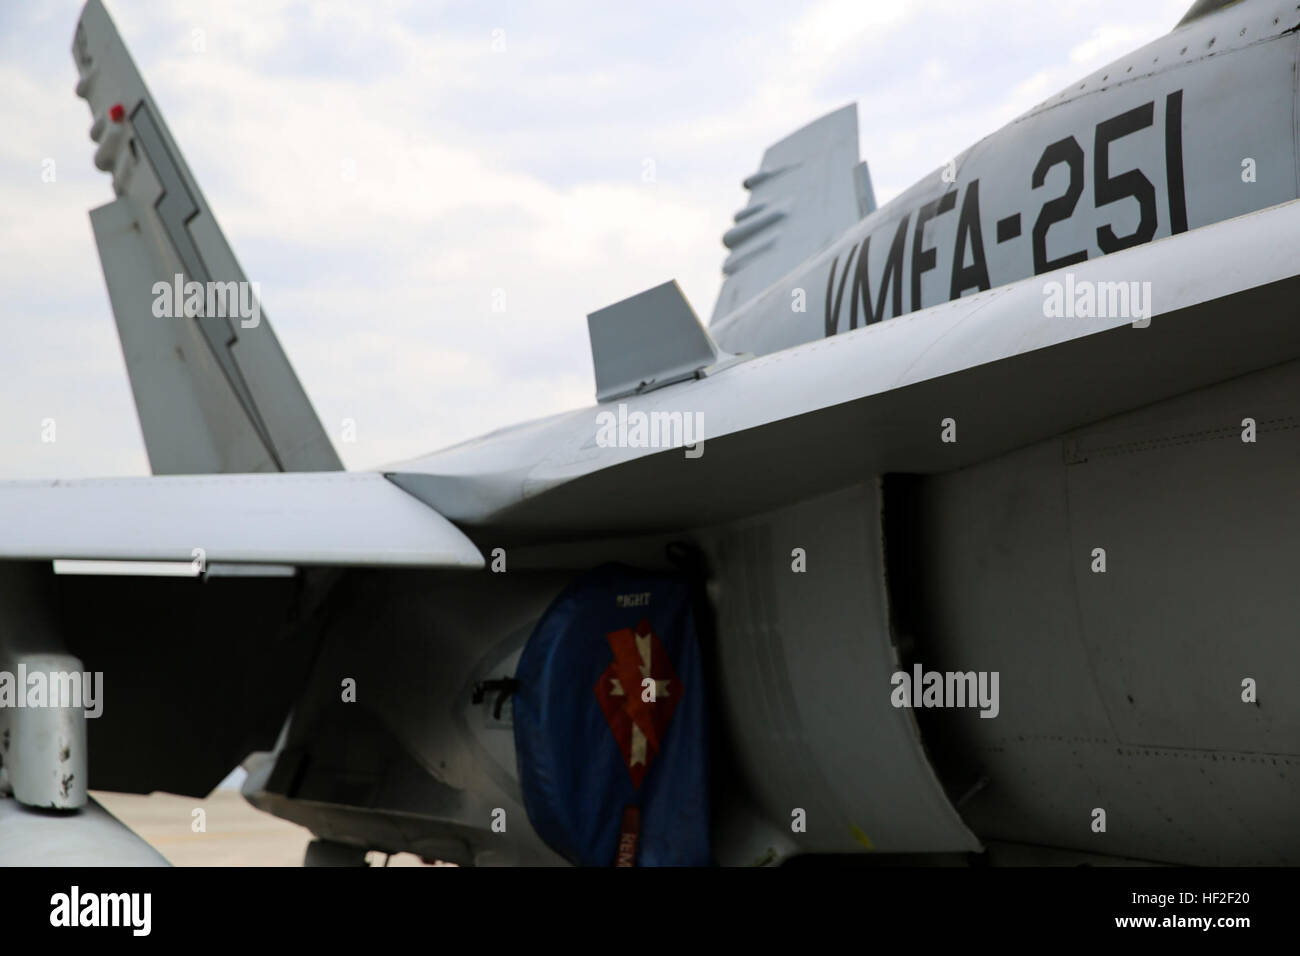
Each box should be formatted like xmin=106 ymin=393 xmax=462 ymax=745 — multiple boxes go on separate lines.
xmin=1 ymin=0 xmax=1297 ymax=865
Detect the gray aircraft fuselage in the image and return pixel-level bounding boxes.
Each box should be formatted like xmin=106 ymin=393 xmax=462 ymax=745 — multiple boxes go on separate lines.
xmin=42 ymin=0 xmax=1300 ymax=867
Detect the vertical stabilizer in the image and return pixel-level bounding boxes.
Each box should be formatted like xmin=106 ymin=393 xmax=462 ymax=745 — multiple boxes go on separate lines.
xmin=73 ymin=0 xmax=341 ymax=474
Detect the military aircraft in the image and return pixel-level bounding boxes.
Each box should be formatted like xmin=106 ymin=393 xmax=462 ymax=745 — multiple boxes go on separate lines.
xmin=1 ymin=0 xmax=1297 ymax=866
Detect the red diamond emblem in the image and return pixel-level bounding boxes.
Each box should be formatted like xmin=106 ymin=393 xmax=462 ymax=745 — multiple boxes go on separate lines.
xmin=593 ymin=618 xmax=682 ymax=788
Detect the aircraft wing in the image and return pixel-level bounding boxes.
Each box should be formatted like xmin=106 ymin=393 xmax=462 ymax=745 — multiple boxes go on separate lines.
xmin=0 ymin=797 xmax=168 ymax=866
xmin=391 ymin=196 xmax=1300 ymax=538
xmin=0 ymin=471 xmax=483 ymax=569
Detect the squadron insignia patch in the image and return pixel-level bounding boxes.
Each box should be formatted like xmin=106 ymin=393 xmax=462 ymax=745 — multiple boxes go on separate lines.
xmin=512 ymin=564 xmax=710 ymax=866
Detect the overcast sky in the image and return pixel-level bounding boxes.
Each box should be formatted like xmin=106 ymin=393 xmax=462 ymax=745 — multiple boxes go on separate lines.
xmin=0 ymin=0 xmax=1191 ymax=478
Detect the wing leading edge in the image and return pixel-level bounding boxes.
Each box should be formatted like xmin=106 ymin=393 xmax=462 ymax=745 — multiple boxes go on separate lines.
xmin=390 ymin=197 xmax=1300 ymax=537
xmin=0 ymin=472 xmax=483 ymax=568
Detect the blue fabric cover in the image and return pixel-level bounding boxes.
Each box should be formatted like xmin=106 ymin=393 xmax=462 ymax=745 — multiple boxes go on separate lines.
xmin=513 ymin=564 xmax=710 ymax=866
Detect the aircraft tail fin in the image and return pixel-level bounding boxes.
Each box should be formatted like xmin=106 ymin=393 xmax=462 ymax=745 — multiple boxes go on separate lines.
xmin=73 ymin=0 xmax=341 ymax=474
xmin=709 ymin=104 xmax=871 ymax=325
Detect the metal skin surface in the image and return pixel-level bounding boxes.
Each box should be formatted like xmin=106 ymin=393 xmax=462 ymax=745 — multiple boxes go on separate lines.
xmin=0 ymin=472 xmax=483 ymax=569
xmin=711 ymin=0 xmax=1300 ymax=357
xmin=0 ymin=796 xmax=167 ymax=866
xmin=1 ymin=0 xmax=1297 ymax=864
